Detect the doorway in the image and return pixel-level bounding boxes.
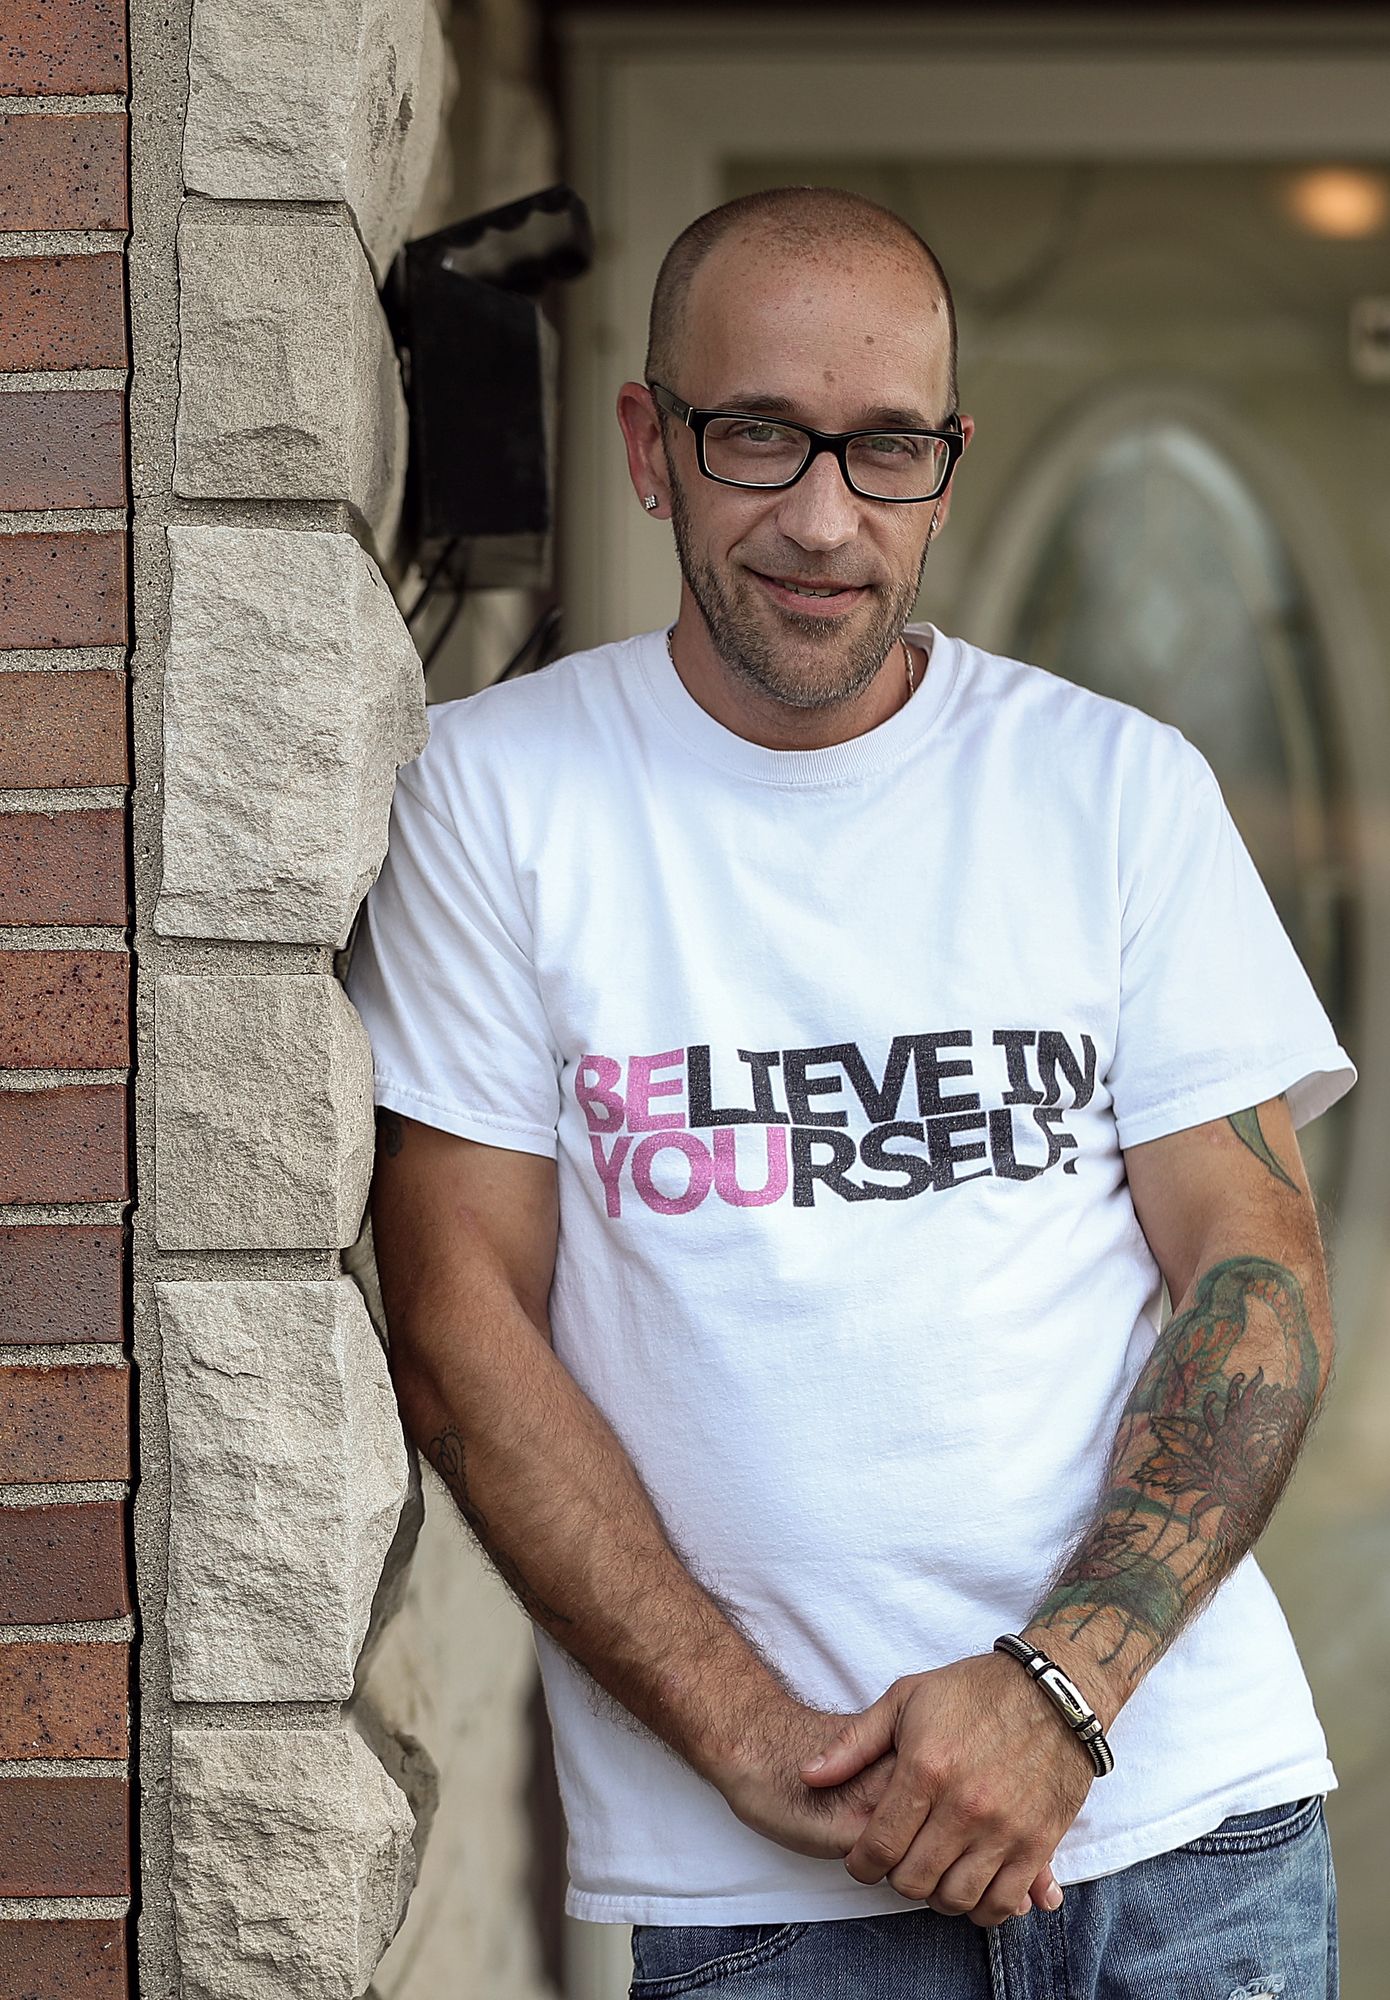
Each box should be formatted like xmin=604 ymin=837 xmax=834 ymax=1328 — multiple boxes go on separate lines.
xmin=559 ymin=17 xmax=1390 ymax=1994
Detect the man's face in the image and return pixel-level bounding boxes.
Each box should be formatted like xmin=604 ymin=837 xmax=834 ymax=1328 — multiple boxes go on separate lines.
xmin=658 ymin=235 xmax=961 ymax=711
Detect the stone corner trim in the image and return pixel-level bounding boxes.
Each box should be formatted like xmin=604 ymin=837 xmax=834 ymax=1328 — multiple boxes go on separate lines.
xmin=172 ymin=1721 xmax=416 ymax=2000
xmin=156 ymin=524 xmax=426 ymax=946
xmin=157 ymin=1276 xmax=409 ymax=1702
xmin=172 ymin=208 xmax=407 ymax=551
xmin=154 ymin=974 xmax=374 ymax=1250
xmin=183 ymin=0 xmax=446 ymax=284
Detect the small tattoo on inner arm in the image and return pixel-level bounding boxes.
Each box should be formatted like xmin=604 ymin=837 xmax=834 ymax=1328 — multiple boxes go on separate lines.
xmin=377 ymin=1108 xmax=405 ymax=1157
xmin=1227 ymin=1103 xmax=1297 ymax=1192
xmin=425 ymin=1424 xmax=573 ymax=1629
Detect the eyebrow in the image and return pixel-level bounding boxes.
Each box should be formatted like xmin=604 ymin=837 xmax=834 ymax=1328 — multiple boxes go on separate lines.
xmin=718 ymin=391 xmax=940 ymax=430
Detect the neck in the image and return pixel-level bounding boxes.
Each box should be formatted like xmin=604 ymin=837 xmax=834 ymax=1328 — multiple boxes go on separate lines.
xmin=666 ymin=593 xmax=920 ymax=752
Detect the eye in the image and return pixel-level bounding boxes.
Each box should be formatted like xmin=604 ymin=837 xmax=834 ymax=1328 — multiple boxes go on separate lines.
xmin=729 ymin=421 xmax=792 ymax=444
xmin=861 ymin=433 xmax=923 ymax=458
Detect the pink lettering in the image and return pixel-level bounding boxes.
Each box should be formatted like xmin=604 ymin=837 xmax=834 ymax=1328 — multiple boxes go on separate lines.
xmin=577 ymin=1054 xmax=624 ymax=1131
xmin=712 ymin=1126 xmax=789 ymax=1207
xmin=626 ymin=1048 xmax=687 ymax=1132
xmin=631 ymin=1131 xmax=713 ymax=1216
xmin=589 ymin=1134 xmax=632 ymax=1217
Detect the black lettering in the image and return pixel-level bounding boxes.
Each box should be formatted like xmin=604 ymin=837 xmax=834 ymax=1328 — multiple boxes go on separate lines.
xmin=791 ymin=1128 xmax=874 ymax=1205
xmin=924 ymin=1111 xmax=991 ymax=1190
xmin=911 ymin=1031 xmax=980 ymax=1118
xmin=687 ymin=1044 xmax=760 ymax=1126
xmin=1037 ymin=1030 xmax=1097 ymax=1109
xmin=1033 ymin=1105 xmax=1080 ymax=1175
xmin=993 ymin=1030 xmax=1044 ymax=1105
xmin=987 ymin=1107 xmax=1043 ymax=1180
xmin=839 ymin=1037 xmax=915 ymax=1124
xmin=736 ymin=1050 xmax=789 ymax=1124
xmin=784 ymin=1046 xmax=851 ymax=1128
xmin=858 ymin=1121 xmax=931 ymax=1200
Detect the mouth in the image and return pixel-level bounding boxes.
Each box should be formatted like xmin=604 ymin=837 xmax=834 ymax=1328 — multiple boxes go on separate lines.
xmin=749 ymin=570 xmax=872 ymax=617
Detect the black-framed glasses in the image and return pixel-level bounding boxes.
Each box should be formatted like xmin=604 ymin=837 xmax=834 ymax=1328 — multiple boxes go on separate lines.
xmin=648 ymin=380 xmax=963 ymax=504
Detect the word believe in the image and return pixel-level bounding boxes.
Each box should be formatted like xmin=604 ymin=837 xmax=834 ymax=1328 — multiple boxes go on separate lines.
xmin=575 ymin=1031 xmax=1098 ymax=1216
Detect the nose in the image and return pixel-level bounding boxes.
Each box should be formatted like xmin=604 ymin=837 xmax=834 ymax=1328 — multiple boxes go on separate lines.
xmin=771 ymin=445 xmax=862 ymax=554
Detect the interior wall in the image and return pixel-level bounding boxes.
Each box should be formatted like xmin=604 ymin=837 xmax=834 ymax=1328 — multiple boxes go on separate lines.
xmin=364 ymin=5 xmax=566 ymax=1995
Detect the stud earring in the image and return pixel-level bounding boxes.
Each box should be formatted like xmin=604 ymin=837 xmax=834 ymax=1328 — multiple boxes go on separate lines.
xmin=927 ymin=503 xmax=942 ymax=542
xmin=643 ymin=494 xmax=659 ymax=512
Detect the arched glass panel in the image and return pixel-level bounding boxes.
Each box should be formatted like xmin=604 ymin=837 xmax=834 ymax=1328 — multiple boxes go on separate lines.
xmin=1008 ymin=420 xmax=1352 ymax=1189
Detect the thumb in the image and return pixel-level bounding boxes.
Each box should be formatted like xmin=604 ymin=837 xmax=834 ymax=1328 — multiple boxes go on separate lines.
xmin=799 ymin=1689 xmax=900 ymax=1788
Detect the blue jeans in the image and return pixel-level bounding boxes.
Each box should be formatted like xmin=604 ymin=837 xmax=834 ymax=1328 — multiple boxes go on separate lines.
xmin=628 ymin=1794 xmax=1337 ymax=1998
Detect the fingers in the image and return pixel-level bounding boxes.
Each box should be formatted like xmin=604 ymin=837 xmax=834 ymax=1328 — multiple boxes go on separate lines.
xmin=841 ymin=1756 xmax=938 ymax=1884
xmin=1030 ymin=1863 xmax=1064 ymax=1911
xmin=886 ymin=1831 xmax=1055 ymax=1929
xmin=800 ymin=1687 xmax=901 ymax=1788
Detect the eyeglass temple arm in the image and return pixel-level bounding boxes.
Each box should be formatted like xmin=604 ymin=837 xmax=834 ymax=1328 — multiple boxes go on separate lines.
xmin=648 ymin=381 xmax=694 ymax=425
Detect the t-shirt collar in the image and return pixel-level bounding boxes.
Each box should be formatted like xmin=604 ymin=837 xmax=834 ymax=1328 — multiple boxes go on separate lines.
xmin=636 ymin=620 xmax=962 ymax=787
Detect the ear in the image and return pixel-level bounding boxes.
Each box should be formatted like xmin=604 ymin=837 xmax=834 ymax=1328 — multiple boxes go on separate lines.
xmin=929 ymin=409 xmax=975 ymax=538
xmin=616 ymin=381 xmax=672 ymax=519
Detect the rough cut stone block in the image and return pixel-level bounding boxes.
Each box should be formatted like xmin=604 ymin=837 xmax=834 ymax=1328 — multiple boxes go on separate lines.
xmin=158 ymin=1279 xmax=409 ymax=1701
xmin=174 ymin=211 xmax=406 ymax=551
xmin=172 ymin=1723 xmax=415 ymax=2000
xmin=155 ymin=976 xmax=373 ymax=1251
xmin=156 ymin=526 xmax=425 ymax=946
xmin=184 ymin=0 xmax=445 ymax=282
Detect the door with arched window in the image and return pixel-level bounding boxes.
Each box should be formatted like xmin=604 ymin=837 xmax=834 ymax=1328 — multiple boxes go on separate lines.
xmin=710 ymin=158 xmax=1382 ymax=1226
xmin=972 ymin=394 xmax=1356 ymax=1203
xmin=564 ymin=32 xmax=1390 ymax=1992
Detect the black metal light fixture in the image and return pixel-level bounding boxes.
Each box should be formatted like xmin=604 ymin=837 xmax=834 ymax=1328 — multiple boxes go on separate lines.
xmin=387 ymin=184 xmax=594 ymax=618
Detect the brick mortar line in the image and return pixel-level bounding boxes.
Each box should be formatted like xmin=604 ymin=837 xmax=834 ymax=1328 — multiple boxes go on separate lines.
xmin=0 ymin=1484 xmax=129 ymax=1505
xmin=0 ymin=786 xmax=127 ymax=808
xmin=0 ymin=1208 xmax=127 ymax=1227
xmin=0 ymin=1620 xmax=133 ymax=1643
xmin=0 ymin=650 xmax=128 ymax=672
xmin=0 ymin=233 xmax=127 ymax=255
xmin=0 ymin=510 xmax=126 ymax=534
xmin=0 ymin=1072 xmax=128 ymax=1090
xmin=0 ymin=931 xmax=130 ymax=948
xmin=0 ymin=1759 xmax=128 ymax=1779
xmin=0 ymin=1897 xmax=131 ymax=1919
xmin=0 ymin=1347 xmax=130 ymax=1365
xmin=0 ymin=372 xmax=129 ymax=393
xmin=0 ymin=97 xmax=128 ymax=115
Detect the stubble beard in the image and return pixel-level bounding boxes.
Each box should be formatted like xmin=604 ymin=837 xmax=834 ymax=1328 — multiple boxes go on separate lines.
xmin=667 ymin=469 xmax=929 ymax=712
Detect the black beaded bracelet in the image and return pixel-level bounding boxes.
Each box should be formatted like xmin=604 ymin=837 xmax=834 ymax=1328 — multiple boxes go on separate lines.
xmin=993 ymin=1634 xmax=1116 ymax=1778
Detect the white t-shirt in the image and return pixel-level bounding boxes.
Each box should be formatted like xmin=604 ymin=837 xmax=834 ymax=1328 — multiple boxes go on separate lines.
xmin=346 ymin=622 xmax=1356 ymax=1925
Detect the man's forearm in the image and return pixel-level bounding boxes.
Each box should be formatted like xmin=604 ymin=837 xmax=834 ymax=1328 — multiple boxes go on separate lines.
xmin=1019 ymin=1217 xmax=1332 ymax=1730
xmin=385 ymin=1217 xmax=793 ymax=1783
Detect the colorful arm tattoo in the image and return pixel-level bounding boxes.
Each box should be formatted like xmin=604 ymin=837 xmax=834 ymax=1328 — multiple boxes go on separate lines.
xmin=1226 ymin=1101 xmax=1299 ymax=1193
xmin=1025 ymin=1244 xmax=1325 ymax=1709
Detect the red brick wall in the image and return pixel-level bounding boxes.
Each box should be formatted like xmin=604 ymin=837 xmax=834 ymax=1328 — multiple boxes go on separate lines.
xmin=0 ymin=0 xmax=133 ymax=1989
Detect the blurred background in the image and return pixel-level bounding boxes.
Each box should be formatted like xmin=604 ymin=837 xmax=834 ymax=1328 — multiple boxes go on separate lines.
xmin=379 ymin=9 xmax=1390 ymax=1997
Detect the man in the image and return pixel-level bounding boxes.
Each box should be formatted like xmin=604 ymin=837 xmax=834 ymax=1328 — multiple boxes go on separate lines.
xmin=347 ymin=187 xmax=1353 ymax=1996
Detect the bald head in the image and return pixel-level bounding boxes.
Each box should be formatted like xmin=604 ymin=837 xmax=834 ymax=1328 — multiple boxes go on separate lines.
xmin=645 ymin=186 xmax=958 ymax=417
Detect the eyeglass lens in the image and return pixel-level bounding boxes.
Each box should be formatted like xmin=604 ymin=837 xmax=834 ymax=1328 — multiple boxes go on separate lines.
xmin=701 ymin=416 xmax=951 ymax=499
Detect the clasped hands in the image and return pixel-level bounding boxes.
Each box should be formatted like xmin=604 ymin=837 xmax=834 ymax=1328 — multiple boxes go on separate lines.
xmin=717 ymin=1650 xmax=1094 ymax=1930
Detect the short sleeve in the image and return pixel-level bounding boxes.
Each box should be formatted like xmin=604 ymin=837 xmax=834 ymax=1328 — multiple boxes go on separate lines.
xmin=344 ymin=749 xmax=561 ymax=1158
xmin=1108 ymin=738 xmax=1356 ymax=1149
